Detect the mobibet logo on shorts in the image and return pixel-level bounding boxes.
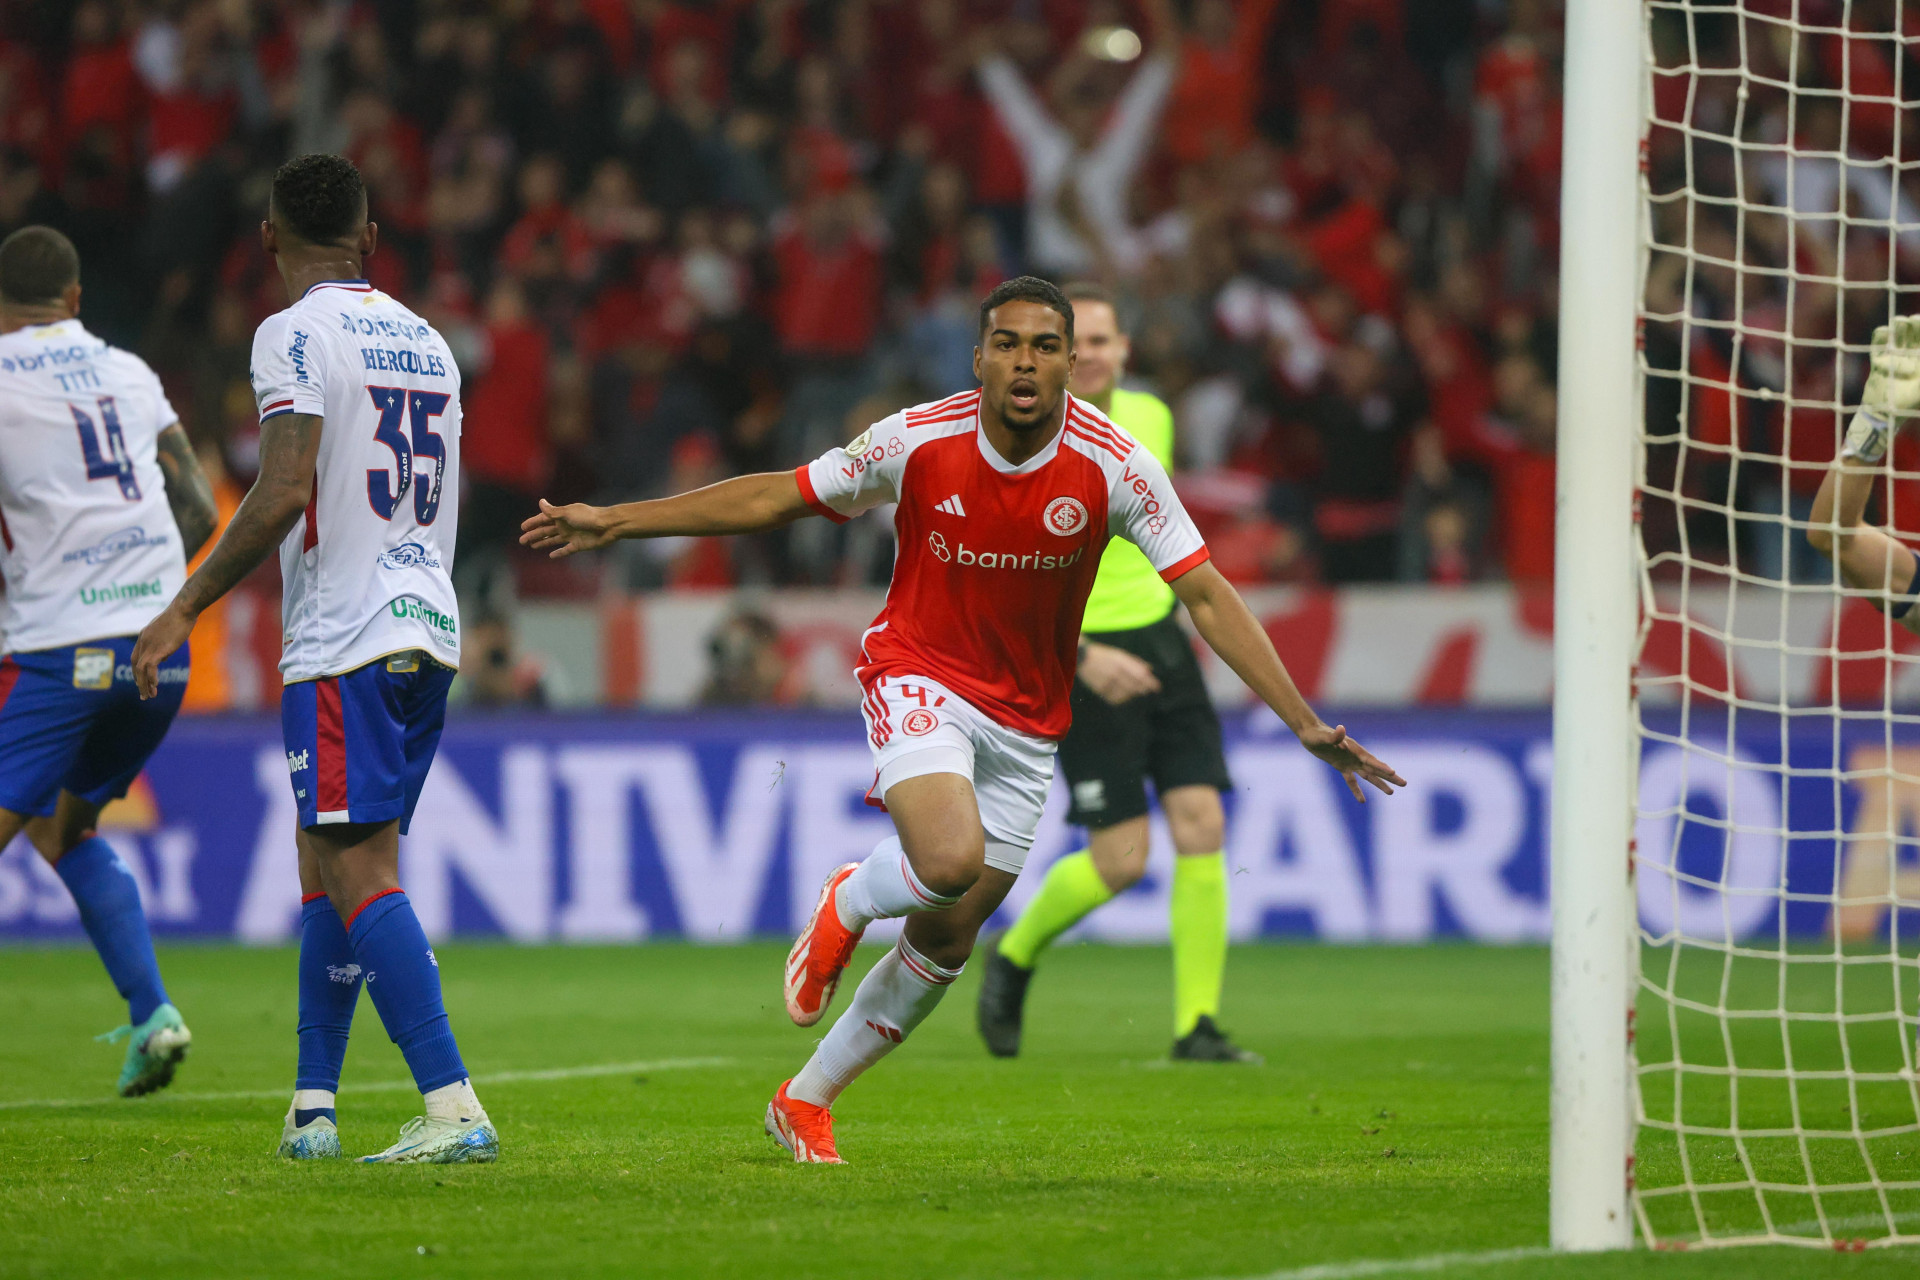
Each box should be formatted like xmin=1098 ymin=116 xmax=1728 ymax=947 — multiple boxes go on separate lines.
xmin=926 ymin=531 xmax=1086 ymax=570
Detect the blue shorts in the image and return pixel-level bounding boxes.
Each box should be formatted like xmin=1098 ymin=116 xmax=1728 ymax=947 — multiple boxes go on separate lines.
xmin=281 ymin=652 xmax=455 ymax=833
xmin=0 ymin=636 xmax=190 ymax=818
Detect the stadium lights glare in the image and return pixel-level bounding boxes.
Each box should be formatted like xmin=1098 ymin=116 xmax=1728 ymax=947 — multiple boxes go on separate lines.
xmin=1082 ymin=26 xmax=1142 ymax=62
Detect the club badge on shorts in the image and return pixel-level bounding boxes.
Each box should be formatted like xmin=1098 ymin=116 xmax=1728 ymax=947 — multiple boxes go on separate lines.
xmin=73 ymin=647 xmax=114 ymax=690
xmin=902 ymin=708 xmax=939 ymax=736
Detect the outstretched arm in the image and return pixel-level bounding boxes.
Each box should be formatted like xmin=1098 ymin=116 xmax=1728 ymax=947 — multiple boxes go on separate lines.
xmin=1808 ymin=316 xmax=1920 ymax=630
xmin=131 ymin=411 xmax=322 ymax=696
xmin=1808 ymin=457 xmax=1920 ymax=624
xmin=155 ymin=424 xmax=218 ymax=560
xmin=1171 ymin=560 xmax=1405 ymax=800
xmin=520 ymin=470 xmax=814 ymax=558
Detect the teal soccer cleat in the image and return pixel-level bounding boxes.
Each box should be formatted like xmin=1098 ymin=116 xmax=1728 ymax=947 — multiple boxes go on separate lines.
xmin=360 ymin=1113 xmax=498 ymax=1165
xmin=97 ymin=1003 xmax=191 ymax=1097
xmin=277 ymin=1108 xmax=342 ymax=1159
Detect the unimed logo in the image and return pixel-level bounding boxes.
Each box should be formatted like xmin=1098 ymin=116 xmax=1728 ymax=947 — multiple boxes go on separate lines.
xmin=389 ymin=597 xmax=457 ymax=636
xmin=78 ymin=578 xmax=163 ymax=606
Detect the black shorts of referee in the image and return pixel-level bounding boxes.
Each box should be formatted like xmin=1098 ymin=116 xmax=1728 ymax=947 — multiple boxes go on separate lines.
xmin=1060 ymin=607 xmax=1233 ymax=830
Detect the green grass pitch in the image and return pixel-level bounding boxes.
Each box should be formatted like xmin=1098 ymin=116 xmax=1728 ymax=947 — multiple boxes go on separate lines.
xmin=0 ymin=942 xmax=1914 ymax=1279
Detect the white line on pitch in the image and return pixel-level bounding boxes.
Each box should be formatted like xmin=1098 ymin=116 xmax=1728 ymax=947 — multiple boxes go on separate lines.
xmin=0 ymin=1057 xmax=734 ymax=1111
xmin=1235 ymin=1247 xmax=1554 ymax=1280
xmin=1235 ymin=1211 xmax=1920 ymax=1280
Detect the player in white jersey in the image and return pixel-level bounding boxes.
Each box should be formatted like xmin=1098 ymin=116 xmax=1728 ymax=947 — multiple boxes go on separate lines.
xmin=0 ymin=226 xmax=216 ymax=1097
xmin=132 ymin=154 xmax=492 ymax=1165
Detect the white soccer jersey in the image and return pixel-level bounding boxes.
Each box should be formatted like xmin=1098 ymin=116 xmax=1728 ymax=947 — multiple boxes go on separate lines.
xmin=0 ymin=320 xmax=187 ymax=654
xmin=249 ymin=279 xmax=463 ymax=681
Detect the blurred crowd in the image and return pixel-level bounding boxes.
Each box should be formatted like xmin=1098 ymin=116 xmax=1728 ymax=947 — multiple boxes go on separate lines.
xmin=1643 ymin=1 xmax=1920 ymax=585
xmin=0 ymin=0 xmax=1572 ymax=608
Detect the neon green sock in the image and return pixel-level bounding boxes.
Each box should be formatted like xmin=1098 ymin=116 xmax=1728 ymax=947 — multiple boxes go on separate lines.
xmin=1170 ymin=851 xmax=1228 ymax=1037
xmin=997 ymin=851 xmax=1114 ymax=970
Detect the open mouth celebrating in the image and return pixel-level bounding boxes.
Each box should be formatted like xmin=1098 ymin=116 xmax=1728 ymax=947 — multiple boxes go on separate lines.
xmin=1008 ymin=378 xmax=1040 ymax=414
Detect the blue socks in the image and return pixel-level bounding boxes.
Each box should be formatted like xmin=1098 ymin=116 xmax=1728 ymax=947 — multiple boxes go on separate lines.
xmin=346 ymin=890 xmax=467 ymax=1093
xmin=296 ymin=895 xmax=359 ymax=1100
xmin=54 ymin=836 xmax=168 ymax=1025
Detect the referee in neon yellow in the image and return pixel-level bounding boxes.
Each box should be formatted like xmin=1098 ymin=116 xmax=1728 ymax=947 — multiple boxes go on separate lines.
xmin=977 ymin=282 xmax=1258 ymax=1063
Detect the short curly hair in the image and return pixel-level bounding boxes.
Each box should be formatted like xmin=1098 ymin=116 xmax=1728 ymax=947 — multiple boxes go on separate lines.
xmin=0 ymin=225 xmax=79 ymax=305
xmin=270 ymin=153 xmax=366 ymax=247
xmin=978 ymin=275 xmax=1074 ymax=345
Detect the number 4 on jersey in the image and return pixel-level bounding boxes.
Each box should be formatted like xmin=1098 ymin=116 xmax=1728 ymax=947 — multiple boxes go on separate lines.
xmin=366 ymin=386 xmax=449 ymax=524
xmin=71 ymin=396 xmax=140 ymax=501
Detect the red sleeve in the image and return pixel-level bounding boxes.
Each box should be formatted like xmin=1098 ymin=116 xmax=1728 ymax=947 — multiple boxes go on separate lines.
xmin=794 ymin=465 xmax=850 ymax=524
xmin=1159 ymin=546 xmax=1212 ymax=582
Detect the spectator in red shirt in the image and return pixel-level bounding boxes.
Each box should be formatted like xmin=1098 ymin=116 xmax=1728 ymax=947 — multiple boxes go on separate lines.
xmin=456 ymin=277 xmax=553 ymax=597
xmin=1162 ymin=0 xmax=1284 ymax=167
xmin=771 ymin=186 xmax=884 ymax=361
xmin=1493 ymin=375 xmax=1557 ymax=584
xmin=499 ymin=152 xmax=598 ymax=320
xmin=138 ymin=3 xmax=242 ymax=194
xmin=61 ymin=1 xmax=141 ymax=172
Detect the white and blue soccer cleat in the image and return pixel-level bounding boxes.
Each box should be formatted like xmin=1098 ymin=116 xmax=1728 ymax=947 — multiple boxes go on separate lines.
xmin=277 ymin=1106 xmax=343 ymax=1159
xmin=359 ymin=1112 xmax=498 ymax=1165
xmin=97 ymin=1003 xmax=191 ymax=1097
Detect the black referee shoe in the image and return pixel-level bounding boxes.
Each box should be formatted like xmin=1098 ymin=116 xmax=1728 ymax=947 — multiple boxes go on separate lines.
xmin=976 ymin=935 xmax=1032 ymax=1058
xmin=1171 ymin=1016 xmax=1264 ymax=1064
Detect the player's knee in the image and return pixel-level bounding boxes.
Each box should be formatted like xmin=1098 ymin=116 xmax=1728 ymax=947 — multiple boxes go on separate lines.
xmin=22 ymin=816 xmax=78 ymax=864
xmin=1100 ymin=851 xmax=1148 ymax=892
xmin=904 ymin=897 xmax=990 ymax=968
xmin=911 ymin=841 xmax=984 ymax=900
xmin=1165 ymin=789 xmax=1226 ymax=854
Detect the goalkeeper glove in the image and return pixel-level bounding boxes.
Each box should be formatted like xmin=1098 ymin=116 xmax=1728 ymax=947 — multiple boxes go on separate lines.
xmin=1843 ymin=317 xmax=1920 ymax=464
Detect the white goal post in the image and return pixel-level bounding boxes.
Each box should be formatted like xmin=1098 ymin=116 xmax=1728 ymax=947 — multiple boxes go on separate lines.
xmin=1551 ymin=0 xmax=1641 ymax=1252
xmin=1556 ymin=0 xmax=1920 ymax=1253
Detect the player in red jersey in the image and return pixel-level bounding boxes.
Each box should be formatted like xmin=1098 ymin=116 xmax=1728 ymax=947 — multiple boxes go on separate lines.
xmin=522 ymin=276 xmax=1403 ymax=1163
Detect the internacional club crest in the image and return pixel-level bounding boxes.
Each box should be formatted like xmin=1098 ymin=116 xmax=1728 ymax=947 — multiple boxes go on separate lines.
xmin=902 ymin=708 xmax=939 ymax=736
xmin=1043 ymin=495 xmax=1088 ymax=536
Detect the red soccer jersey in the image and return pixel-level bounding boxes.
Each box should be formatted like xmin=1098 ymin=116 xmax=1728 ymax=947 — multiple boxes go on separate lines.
xmin=798 ymin=390 xmax=1210 ymax=740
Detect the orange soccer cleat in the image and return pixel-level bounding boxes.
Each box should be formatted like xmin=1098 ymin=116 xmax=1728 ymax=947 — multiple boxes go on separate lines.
xmin=765 ymin=1080 xmax=844 ymax=1164
xmin=784 ymin=862 xmax=863 ymax=1027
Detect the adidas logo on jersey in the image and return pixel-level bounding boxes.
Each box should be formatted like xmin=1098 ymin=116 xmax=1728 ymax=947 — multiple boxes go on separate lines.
xmin=935 ymin=494 xmax=967 ymax=517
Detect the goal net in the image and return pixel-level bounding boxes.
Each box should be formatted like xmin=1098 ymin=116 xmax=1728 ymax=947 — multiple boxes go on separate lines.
xmin=1635 ymin=0 xmax=1920 ymax=1249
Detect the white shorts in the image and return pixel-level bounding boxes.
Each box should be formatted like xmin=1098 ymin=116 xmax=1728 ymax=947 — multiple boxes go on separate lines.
xmin=860 ymin=674 xmax=1056 ymax=875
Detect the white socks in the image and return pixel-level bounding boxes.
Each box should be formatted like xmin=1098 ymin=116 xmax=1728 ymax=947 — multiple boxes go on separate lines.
xmin=292 ymin=1082 xmax=482 ymax=1124
xmin=835 ymin=837 xmax=960 ymax=932
xmin=788 ymin=936 xmax=962 ymax=1107
xmin=424 ymin=1077 xmax=484 ymax=1123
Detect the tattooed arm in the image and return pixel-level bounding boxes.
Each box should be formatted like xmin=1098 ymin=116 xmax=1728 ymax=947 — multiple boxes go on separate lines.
xmin=131 ymin=412 xmax=323 ymax=696
xmin=154 ymin=424 xmax=218 ymax=561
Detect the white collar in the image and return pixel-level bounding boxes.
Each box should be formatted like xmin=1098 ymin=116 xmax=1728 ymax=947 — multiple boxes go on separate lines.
xmin=974 ymin=397 xmax=1073 ymax=475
